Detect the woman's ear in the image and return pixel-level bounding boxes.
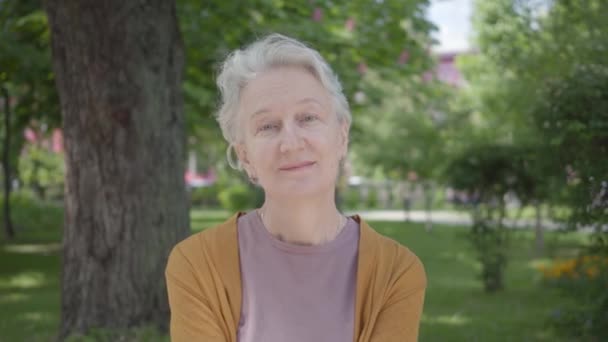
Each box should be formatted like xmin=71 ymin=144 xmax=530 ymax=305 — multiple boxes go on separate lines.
xmin=339 ymin=121 xmax=350 ymax=158
xmin=235 ymin=143 xmax=254 ymax=175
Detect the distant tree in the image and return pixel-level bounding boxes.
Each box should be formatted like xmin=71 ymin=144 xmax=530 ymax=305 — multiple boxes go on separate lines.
xmin=177 ymin=0 xmax=436 ymax=173
xmin=444 ymin=144 xmax=537 ymax=292
xmin=0 ymin=0 xmax=60 ymax=239
xmin=457 ymin=0 xmax=608 ymax=248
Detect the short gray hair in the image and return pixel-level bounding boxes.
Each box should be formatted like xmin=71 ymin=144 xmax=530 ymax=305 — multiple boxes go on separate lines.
xmin=215 ymin=33 xmax=351 ymax=169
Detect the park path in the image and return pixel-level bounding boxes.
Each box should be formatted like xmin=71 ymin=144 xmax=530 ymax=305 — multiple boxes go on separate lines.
xmin=345 ymin=209 xmax=571 ymax=231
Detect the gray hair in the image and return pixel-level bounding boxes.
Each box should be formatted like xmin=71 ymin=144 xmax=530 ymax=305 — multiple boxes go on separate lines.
xmin=215 ymin=33 xmax=351 ymax=170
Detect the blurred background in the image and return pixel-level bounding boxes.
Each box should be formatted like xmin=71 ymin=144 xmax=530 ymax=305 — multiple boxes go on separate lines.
xmin=1 ymin=0 xmax=606 ymax=340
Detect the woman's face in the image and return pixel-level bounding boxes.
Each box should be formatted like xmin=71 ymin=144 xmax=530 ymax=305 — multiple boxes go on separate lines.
xmin=236 ymin=66 xmax=349 ymax=199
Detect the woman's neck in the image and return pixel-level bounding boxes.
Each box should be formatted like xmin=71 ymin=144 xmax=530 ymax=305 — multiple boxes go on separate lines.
xmin=259 ymin=194 xmax=344 ymax=246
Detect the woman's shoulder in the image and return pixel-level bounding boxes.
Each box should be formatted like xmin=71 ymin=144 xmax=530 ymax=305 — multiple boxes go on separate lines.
xmin=167 ymin=212 xmax=241 ymax=270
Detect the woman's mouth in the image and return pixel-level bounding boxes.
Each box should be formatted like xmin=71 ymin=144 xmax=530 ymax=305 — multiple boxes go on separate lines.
xmin=279 ymin=161 xmax=316 ymax=171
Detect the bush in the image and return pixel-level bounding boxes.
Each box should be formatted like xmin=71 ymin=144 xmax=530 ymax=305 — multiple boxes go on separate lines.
xmin=365 ymin=188 xmax=378 ymax=209
xmin=189 ymin=184 xmax=220 ymax=208
xmin=470 ymin=219 xmax=508 ymax=292
xmin=218 ymin=183 xmax=256 ymax=212
xmin=19 ymin=145 xmax=65 ymax=201
xmin=342 ymin=188 xmax=361 ymax=210
xmin=0 ymin=191 xmax=63 ymax=240
xmin=539 ymin=253 xmax=608 ymax=340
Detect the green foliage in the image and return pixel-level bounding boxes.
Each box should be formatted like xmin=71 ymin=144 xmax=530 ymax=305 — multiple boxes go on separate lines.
xmin=177 ymin=0 xmax=436 ymax=171
xmin=459 ymin=0 xmax=608 ymax=325
xmin=444 ymin=144 xmax=539 ymax=292
xmin=544 ymin=253 xmax=608 ymax=340
xmin=469 ymin=219 xmax=508 ymax=292
xmin=0 ymin=0 xmax=61 ymax=160
xmin=0 ymin=191 xmax=63 ymax=238
xmin=465 ymin=0 xmax=608 ymax=220
xmin=534 ymin=64 xmax=608 ymax=228
xmin=217 ymin=183 xmax=257 ymax=212
xmin=189 ymin=184 xmax=220 ymax=208
xmin=354 ymin=69 xmax=448 ymax=182
xmin=531 ymin=65 xmax=608 ymax=336
xmin=342 ymin=187 xmax=361 ymax=210
xmin=364 ymin=188 xmax=378 ymax=209
xmin=19 ymin=144 xmax=65 ymax=201
xmin=444 ymin=145 xmax=538 ymax=203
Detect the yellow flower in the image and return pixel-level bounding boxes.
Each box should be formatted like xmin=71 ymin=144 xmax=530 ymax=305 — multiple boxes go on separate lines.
xmin=585 ymin=267 xmax=599 ymax=278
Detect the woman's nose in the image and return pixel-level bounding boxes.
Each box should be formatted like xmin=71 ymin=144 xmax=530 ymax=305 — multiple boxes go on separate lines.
xmin=279 ymin=122 xmax=304 ymax=153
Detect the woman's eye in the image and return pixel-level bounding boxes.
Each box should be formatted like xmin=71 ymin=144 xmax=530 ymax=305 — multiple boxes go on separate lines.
xmin=258 ymin=123 xmax=278 ymax=132
xmin=301 ymin=114 xmax=317 ymax=123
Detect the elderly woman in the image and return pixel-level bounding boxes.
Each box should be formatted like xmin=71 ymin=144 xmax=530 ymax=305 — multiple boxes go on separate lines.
xmin=165 ymin=34 xmax=426 ymax=342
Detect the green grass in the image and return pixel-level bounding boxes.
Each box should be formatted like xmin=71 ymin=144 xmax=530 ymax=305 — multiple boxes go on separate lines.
xmin=376 ymin=221 xmax=583 ymax=341
xmin=0 ymin=208 xmax=590 ymax=341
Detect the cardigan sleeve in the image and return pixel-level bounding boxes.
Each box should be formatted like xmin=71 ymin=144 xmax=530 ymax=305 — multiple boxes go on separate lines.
xmin=369 ymin=249 xmax=427 ymax=342
xmin=165 ymin=244 xmax=227 ymax=342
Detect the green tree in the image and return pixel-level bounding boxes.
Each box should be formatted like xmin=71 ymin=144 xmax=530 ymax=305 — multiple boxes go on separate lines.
xmin=460 ymin=0 xmax=608 ymax=238
xmin=353 ymin=68 xmax=449 ymax=226
xmin=444 ymin=144 xmax=537 ymax=292
xmin=0 ymin=0 xmax=60 ymax=239
xmin=177 ymin=0 xmax=436 ymax=174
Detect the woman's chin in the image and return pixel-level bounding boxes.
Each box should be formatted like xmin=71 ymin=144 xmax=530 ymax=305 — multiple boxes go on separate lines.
xmin=266 ymin=180 xmax=334 ymax=199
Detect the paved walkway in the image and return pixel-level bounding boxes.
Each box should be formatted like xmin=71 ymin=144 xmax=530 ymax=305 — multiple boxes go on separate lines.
xmin=344 ymin=210 xmax=569 ymax=230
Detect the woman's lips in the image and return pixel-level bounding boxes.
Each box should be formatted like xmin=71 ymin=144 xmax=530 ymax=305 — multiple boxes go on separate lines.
xmin=279 ymin=161 xmax=315 ymax=171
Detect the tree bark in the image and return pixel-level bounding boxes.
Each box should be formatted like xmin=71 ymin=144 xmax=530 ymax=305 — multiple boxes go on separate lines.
xmin=1 ymin=86 xmax=15 ymax=240
xmin=45 ymin=1 xmax=190 ymax=338
xmin=423 ymin=181 xmax=434 ymax=231
xmin=534 ymin=200 xmax=544 ymax=257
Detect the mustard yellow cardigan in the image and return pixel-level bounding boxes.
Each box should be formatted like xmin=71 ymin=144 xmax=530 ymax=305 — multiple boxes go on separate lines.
xmin=165 ymin=213 xmax=427 ymax=341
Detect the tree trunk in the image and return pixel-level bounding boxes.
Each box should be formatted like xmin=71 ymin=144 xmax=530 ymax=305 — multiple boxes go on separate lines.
xmin=534 ymin=200 xmax=544 ymax=257
xmin=423 ymin=181 xmax=433 ymax=231
xmin=45 ymin=1 xmax=190 ymax=338
xmin=1 ymin=86 xmax=15 ymax=240
xmin=402 ymin=181 xmax=412 ymax=222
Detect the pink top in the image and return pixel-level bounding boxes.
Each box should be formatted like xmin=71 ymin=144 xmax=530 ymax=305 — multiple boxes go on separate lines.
xmin=236 ymin=210 xmax=360 ymax=342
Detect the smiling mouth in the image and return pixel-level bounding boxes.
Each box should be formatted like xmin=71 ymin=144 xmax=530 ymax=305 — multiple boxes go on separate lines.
xmin=279 ymin=161 xmax=316 ymax=171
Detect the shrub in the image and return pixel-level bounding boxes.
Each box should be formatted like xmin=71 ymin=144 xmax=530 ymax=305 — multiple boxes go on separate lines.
xmin=19 ymin=145 xmax=65 ymax=201
xmin=189 ymin=184 xmax=220 ymax=208
xmin=538 ymin=253 xmax=608 ymax=339
xmin=0 ymin=191 xmax=63 ymax=240
xmin=365 ymin=188 xmax=378 ymax=209
xmin=342 ymin=188 xmax=361 ymax=210
xmin=218 ymin=183 xmax=256 ymax=212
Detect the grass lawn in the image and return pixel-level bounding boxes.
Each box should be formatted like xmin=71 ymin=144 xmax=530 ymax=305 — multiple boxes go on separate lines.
xmin=0 ymin=209 xmax=588 ymax=341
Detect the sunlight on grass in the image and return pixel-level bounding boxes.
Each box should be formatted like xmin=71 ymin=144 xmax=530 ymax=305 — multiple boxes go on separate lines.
xmin=431 ymin=275 xmax=479 ymax=289
xmin=0 ymin=271 xmax=46 ymax=289
xmin=423 ymin=313 xmax=472 ymax=326
xmin=528 ymin=259 xmax=553 ymax=270
xmin=3 ymin=243 xmax=61 ymax=254
xmin=190 ymin=209 xmax=230 ymax=221
xmin=438 ymin=251 xmax=479 ymax=269
xmin=0 ymin=292 xmax=29 ymax=304
xmin=22 ymin=311 xmax=53 ymax=323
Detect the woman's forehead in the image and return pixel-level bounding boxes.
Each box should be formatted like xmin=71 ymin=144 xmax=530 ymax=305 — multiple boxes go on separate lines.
xmin=241 ymin=67 xmax=330 ymax=108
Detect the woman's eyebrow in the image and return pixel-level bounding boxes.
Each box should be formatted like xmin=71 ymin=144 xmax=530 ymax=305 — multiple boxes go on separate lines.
xmin=296 ymin=97 xmax=323 ymax=106
xmin=250 ymin=98 xmax=323 ymax=118
xmin=251 ymin=108 xmax=271 ymax=118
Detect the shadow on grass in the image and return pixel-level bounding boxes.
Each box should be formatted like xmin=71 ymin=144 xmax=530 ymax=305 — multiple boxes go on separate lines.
xmin=0 ymin=242 xmax=60 ymax=342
